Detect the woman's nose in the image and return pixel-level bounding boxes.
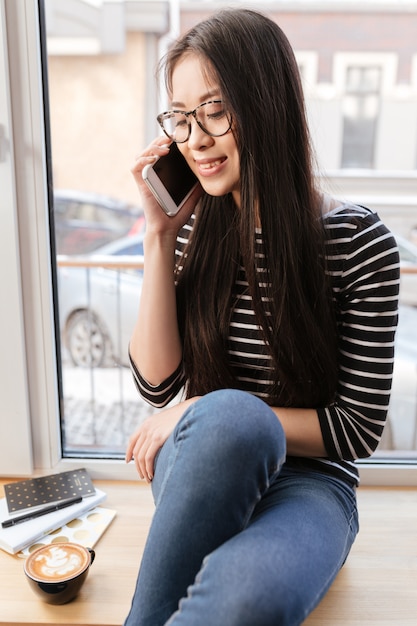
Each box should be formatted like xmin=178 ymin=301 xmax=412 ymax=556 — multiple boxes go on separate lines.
xmin=186 ymin=117 xmax=215 ymax=150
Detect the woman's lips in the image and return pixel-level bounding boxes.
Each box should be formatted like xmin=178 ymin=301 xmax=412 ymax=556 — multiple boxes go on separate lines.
xmin=196 ymin=157 xmax=226 ymax=176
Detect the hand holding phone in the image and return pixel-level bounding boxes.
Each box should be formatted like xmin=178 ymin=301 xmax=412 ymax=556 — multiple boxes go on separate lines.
xmin=142 ymin=143 xmax=199 ymax=216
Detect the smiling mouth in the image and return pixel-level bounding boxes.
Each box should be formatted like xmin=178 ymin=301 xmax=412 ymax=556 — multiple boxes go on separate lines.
xmin=198 ymin=158 xmax=225 ymax=170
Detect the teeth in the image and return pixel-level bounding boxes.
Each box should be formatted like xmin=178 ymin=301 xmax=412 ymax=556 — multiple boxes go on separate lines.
xmin=200 ymin=160 xmax=222 ymax=169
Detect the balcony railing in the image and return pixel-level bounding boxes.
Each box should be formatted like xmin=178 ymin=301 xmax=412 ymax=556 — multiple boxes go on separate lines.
xmin=56 ymin=255 xmax=417 ymax=458
xmin=57 ymin=254 xmax=150 ymax=458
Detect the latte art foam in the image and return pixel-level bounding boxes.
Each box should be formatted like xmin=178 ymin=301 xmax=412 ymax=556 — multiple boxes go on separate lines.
xmin=25 ymin=544 xmax=89 ymax=581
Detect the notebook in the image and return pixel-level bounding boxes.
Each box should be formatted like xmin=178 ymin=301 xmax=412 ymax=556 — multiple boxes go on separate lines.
xmin=4 ymin=468 xmax=96 ymax=514
xmin=0 ymin=487 xmax=106 ymax=555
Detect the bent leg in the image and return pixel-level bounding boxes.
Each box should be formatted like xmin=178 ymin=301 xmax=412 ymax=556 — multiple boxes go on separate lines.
xmin=124 ymin=389 xmax=286 ymax=626
xmin=166 ymin=470 xmax=359 ymax=626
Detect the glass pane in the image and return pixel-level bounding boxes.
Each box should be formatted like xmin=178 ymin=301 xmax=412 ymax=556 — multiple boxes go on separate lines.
xmin=341 ymin=66 xmax=381 ymax=168
xmin=42 ymin=2 xmax=417 ymax=467
xmin=44 ymin=0 xmax=152 ymax=458
xmin=346 ymin=66 xmax=381 ymax=93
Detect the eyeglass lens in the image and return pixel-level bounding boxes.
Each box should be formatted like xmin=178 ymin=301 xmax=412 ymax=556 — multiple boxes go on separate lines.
xmin=159 ymin=101 xmax=231 ymax=142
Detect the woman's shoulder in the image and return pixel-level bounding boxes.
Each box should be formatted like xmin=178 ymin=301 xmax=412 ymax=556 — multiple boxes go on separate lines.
xmin=322 ymin=197 xmax=378 ymax=227
xmin=322 ymin=199 xmax=400 ymax=282
xmin=321 ymin=198 xmax=396 ymax=246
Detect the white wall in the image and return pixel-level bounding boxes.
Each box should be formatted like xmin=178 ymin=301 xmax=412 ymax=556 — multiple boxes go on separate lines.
xmin=376 ymin=98 xmax=417 ymax=170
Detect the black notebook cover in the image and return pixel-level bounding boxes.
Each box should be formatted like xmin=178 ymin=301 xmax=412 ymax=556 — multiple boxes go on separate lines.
xmin=4 ymin=468 xmax=96 ymax=514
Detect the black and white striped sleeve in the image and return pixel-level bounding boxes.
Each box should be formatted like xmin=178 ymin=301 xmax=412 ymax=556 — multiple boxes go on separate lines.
xmin=318 ymin=208 xmax=400 ymax=461
xmin=128 ymin=351 xmax=185 ymax=408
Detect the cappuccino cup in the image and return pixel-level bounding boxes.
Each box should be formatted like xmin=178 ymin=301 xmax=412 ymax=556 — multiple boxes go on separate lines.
xmin=24 ymin=542 xmax=95 ymax=604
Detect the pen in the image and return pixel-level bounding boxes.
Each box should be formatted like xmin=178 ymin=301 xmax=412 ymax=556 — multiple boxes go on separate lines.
xmin=1 ymin=496 xmax=83 ymax=528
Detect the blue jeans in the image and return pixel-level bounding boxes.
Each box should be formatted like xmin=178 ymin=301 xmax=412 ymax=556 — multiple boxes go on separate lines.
xmin=124 ymin=389 xmax=359 ymax=626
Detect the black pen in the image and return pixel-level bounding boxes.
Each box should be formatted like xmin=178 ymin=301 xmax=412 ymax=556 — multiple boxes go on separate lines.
xmin=1 ymin=496 xmax=83 ymax=528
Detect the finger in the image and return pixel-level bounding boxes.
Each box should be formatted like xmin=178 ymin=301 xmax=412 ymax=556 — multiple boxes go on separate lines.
xmin=130 ymin=443 xmax=145 ymax=480
xmin=136 ymin=436 xmax=153 ymax=482
xmin=133 ymin=432 xmax=153 ymax=481
xmin=143 ymin=441 xmax=161 ymax=482
xmin=134 ymin=432 xmax=163 ymax=482
xmin=125 ymin=431 xmax=137 ymax=463
xmin=134 ymin=456 xmax=145 ymax=481
xmin=125 ymin=427 xmax=146 ymax=464
xmin=125 ymin=437 xmax=135 ymax=463
xmin=133 ymin=140 xmax=171 ymax=162
xmin=130 ymin=154 xmax=157 ymax=176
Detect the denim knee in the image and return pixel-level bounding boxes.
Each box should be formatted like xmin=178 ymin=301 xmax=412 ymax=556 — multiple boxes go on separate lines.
xmin=176 ymin=389 xmax=286 ymax=470
xmin=152 ymin=389 xmax=287 ymax=515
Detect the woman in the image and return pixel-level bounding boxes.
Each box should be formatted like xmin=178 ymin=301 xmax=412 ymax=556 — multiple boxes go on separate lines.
xmin=125 ymin=9 xmax=400 ymax=626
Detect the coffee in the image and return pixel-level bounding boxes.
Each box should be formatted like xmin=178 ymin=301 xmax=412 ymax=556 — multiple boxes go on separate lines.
xmin=25 ymin=543 xmax=89 ymax=582
xmin=24 ymin=542 xmax=95 ymax=605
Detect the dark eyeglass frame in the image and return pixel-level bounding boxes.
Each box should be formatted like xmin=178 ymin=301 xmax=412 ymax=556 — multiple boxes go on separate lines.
xmin=156 ymin=100 xmax=232 ymax=144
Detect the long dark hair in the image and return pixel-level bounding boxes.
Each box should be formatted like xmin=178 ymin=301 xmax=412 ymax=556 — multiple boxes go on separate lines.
xmin=162 ymin=9 xmax=339 ymax=407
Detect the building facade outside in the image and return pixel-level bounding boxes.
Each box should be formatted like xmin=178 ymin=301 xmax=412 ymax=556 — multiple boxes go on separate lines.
xmin=45 ymin=0 xmax=417 ymax=238
xmin=37 ymin=0 xmax=417 ymax=458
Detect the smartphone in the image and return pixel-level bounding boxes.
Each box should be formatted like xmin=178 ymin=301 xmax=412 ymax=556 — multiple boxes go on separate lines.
xmin=142 ymin=143 xmax=199 ymax=216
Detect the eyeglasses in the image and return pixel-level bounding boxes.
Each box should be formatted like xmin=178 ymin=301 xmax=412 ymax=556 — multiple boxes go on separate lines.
xmin=157 ymin=100 xmax=232 ymax=144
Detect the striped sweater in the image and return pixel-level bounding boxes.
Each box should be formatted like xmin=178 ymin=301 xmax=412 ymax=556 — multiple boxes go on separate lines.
xmin=130 ymin=203 xmax=400 ymax=485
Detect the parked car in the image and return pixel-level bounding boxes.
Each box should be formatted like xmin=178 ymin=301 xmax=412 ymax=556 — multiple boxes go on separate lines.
xmin=58 ymin=234 xmax=144 ymax=367
xmin=54 ymin=189 xmax=145 ymax=255
xmin=57 ymin=230 xmax=417 ymax=369
xmin=396 ymin=234 xmax=417 ymax=307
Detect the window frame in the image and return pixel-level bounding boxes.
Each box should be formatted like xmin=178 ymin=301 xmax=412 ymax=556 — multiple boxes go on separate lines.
xmin=333 ymin=52 xmax=398 ymax=170
xmin=1 ymin=0 xmax=416 ymax=485
xmin=333 ymin=52 xmax=398 ymax=96
xmin=1 ymin=0 xmax=136 ymax=480
xmin=340 ymin=64 xmax=382 ymax=168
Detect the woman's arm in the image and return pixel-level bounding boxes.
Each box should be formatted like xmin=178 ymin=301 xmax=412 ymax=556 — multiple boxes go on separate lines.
xmin=129 ymin=229 xmax=183 ymax=385
xmin=275 ymin=210 xmax=400 ymax=462
xmin=317 ymin=215 xmax=400 ymax=461
xmin=269 ymin=209 xmax=400 ymax=462
xmin=129 ymin=139 xmax=202 ymax=385
xmin=271 ymin=408 xmax=327 ymax=457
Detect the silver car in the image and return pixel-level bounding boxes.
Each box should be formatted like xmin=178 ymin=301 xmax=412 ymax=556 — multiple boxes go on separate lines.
xmin=58 ymin=231 xmax=416 ymax=369
xmin=58 ymin=235 xmax=144 ymax=367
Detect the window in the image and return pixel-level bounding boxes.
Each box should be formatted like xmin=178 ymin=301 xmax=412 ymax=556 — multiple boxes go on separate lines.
xmin=341 ymin=65 xmax=381 ymax=168
xmin=0 ymin=0 xmax=164 ymax=479
xmin=2 ymin=0 xmax=417 ymax=485
xmin=0 ymin=0 xmax=33 ymax=476
xmin=333 ymin=52 xmax=398 ymax=170
xmin=42 ymin=0 xmax=164 ymax=461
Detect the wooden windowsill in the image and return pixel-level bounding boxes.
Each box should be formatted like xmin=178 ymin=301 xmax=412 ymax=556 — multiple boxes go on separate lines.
xmin=0 ymin=479 xmax=154 ymax=626
xmin=1 ymin=478 xmax=417 ymax=625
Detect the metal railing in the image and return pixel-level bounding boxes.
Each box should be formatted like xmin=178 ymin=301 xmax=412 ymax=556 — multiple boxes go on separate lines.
xmin=56 ymin=255 xmax=417 ymax=457
xmin=57 ymin=254 xmax=147 ymax=457
xmin=57 ymin=254 xmax=145 ymax=270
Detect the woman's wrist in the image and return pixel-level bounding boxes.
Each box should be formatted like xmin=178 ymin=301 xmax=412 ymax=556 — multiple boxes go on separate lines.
xmin=143 ymin=229 xmax=178 ymax=256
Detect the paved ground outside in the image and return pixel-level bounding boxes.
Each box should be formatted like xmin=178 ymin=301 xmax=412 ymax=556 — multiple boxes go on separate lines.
xmin=61 ymin=361 xmax=417 ymax=457
xmin=62 ymin=366 xmax=158 ymax=454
